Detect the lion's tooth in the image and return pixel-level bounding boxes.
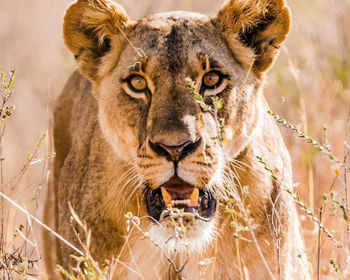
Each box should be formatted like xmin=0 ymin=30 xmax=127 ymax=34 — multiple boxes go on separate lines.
xmin=190 ymin=188 xmax=199 ymax=206
xmin=161 ymin=187 xmax=172 ymax=205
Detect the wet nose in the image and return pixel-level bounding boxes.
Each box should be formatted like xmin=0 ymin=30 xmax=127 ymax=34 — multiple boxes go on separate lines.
xmin=149 ymin=138 xmax=202 ymax=162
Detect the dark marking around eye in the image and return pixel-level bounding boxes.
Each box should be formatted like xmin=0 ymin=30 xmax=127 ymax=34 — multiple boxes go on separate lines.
xmin=140 ymin=56 xmax=149 ymax=73
xmin=208 ymin=57 xmax=223 ymax=69
xmin=197 ymin=52 xmax=209 ymax=71
xmin=129 ymin=61 xmax=142 ymax=72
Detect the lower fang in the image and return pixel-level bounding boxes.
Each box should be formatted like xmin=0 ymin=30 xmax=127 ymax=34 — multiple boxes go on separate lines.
xmin=189 ymin=188 xmax=199 ymax=206
xmin=161 ymin=187 xmax=172 ymax=205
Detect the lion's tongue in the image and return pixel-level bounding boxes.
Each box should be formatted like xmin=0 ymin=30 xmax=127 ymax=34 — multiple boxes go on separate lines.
xmin=161 ymin=176 xmax=199 ymax=207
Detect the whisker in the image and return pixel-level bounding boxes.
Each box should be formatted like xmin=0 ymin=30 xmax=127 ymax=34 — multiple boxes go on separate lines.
xmin=116 ymin=172 xmax=142 ymax=205
xmin=121 ymin=174 xmax=143 ymax=196
xmin=116 ymin=164 xmax=138 ymax=187
xmin=124 ymin=181 xmax=144 ymax=211
xmin=231 ymin=159 xmax=260 ymax=175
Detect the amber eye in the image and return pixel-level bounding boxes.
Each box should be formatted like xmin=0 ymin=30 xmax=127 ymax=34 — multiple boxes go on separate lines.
xmin=128 ymin=75 xmax=147 ymax=92
xmin=202 ymin=71 xmax=222 ymax=89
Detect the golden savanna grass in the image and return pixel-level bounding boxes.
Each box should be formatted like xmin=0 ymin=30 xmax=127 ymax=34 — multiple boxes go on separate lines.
xmin=0 ymin=0 xmax=349 ymax=278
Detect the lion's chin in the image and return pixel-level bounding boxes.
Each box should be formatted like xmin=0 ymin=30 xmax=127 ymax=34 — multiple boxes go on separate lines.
xmin=149 ymin=216 xmax=218 ymax=254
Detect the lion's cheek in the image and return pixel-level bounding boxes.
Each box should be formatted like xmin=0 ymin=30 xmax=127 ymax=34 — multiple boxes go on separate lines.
xmin=98 ymin=109 xmax=139 ymax=161
xmin=222 ymin=97 xmax=263 ymax=160
xmin=222 ymin=125 xmax=249 ymax=160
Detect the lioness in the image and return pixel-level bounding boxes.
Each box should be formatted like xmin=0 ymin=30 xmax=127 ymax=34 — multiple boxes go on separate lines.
xmin=44 ymin=0 xmax=311 ymax=279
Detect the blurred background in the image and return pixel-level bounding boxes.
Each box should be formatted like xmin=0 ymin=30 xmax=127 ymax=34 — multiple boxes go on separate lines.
xmin=1 ymin=0 xmax=350 ymax=278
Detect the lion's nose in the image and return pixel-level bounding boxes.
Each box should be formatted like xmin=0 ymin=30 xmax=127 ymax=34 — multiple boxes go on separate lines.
xmin=149 ymin=138 xmax=201 ymax=162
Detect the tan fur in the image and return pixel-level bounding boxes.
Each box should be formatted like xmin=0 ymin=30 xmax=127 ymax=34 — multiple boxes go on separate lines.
xmin=44 ymin=0 xmax=311 ymax=279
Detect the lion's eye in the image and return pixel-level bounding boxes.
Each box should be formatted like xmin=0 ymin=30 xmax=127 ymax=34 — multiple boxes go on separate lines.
xmin=202 ymin=71 xmax=222 ymax=89
xmin=128 ymin=75 xmax=147 ymax=92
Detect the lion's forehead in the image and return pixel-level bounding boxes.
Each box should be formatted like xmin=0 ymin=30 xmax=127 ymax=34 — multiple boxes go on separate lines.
xmin=128 ymin=15 xmax=219 ymax=63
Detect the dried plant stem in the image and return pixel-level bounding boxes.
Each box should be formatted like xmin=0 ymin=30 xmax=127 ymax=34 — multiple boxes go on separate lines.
xmin=345 ymin=109 xmax=350 ymax=250
xmin=0 ymin=70 xmax=15 ymax=253
xmin=257 ymin=156 xmax=350 ymax=255
xmin=125 ymin=237 xmax=144 ymax=278
xmin=210 ymin=238 xmax=218 ymax=280
xmin=270 ymin=192 xmax=282 ymax=280
xmin=247 ymin=218 xmax=275 ymax=280
xmin=343 ymin=108 xmax=350 ymax=277
xmin=317 ymin=206 xmax=323 ymax=280
xmin=229 ymin=189 xmax=276 ymax=280
xmin=0 ymin=127 xmax=4 ymax=251
xmin=285 ymin=48 xmax=314 ymax=213
xmin=126 ymin=213 xmax=189 ymax=275
xmin=287 ymin=186 xmax=348 ymax=254
xmin=330 ymin=259 xmax=343 ymax=280
xmin=114 ymin=260 xmax=144 ymax=279
xmin=268 ymin=111 xmax=349 ymax=172
xmin=0 ymin=190 xmax=85 ymax=257
xmin=235 ymin=238 xmax=244 ymax=280
xmin=7 ymin=131 xmax=47 ymax=193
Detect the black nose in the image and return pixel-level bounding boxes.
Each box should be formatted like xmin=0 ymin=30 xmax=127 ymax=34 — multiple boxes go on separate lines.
xmin=149 ymin=138 xmax=202 ymax=162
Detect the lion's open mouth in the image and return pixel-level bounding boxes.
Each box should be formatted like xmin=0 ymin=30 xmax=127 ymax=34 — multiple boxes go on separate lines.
xmin=144 ymin=176 xmax=216 ymax=222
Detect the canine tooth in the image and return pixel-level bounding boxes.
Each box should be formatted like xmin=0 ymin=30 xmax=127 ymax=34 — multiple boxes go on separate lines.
xmin=161 ymin=187 xmax=172 ymax=205
xmin=190 ymin=188 xmax=199 ymax=206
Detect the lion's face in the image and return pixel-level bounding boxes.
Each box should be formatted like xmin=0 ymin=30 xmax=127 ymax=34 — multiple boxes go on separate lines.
xmin=96 ymin=13 xmax=262 ymax=249
xmin=63 ymin=0 xmax=290 ymax=253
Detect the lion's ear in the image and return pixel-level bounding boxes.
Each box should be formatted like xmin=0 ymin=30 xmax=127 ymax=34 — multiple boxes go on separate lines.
xmin=63 ymin=0 xmax=129 ymax=81
xmin=214 ymin=0 xmax=291 ymax=72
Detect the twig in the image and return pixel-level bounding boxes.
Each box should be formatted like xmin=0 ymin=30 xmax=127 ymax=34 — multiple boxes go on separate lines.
xmin=330 ymin=259 xmax=343 ymax=280
xmin=285 ymin=47 xmax=314 ymax=213
xmin=270 ymin=191 xmax=282 ymax=280
xmin=288 ymin=186 xmax=349 ymax=254
xmin=114 ymin=259 xmax=145 ymax=279
xmin=210 ymin=238 xmax=218 ymax=280
xmin=268 ymin=111 xmax=349 ymax=172
xmin=0 ymin=127 xmax=4 ymax=251
xmin=345 ymin=109 xmax=350 ymax=249
xmin=317 ymin=206 xmax=323 ymax=280
xmin=222 ymin=163 xmax=275 ymax=279
xmin=0 ymin=70 xmax=15 ymax=253
xmin=257 ymin=156 xmax=350 ymax=255
xmin=8 ymin=131 xmax=48 ymax=193
xmin=0 ymin=190 xmax=85 ymax=257
xmin=125 ymin=212 xmax=189 ymax=275
xmin=343 ymin=108 xmax=350 ymax=277
xmin=222 ymin=185 xmax=276 ymax=279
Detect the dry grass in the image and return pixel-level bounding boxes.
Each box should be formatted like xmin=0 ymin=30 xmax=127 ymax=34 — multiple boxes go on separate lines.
xmin=1 ymin=0 xmax=350 ymax=279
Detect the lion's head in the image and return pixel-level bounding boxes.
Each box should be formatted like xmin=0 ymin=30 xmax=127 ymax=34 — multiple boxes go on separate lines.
xmin=63 ymin=0 xmax=290 ymax=253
